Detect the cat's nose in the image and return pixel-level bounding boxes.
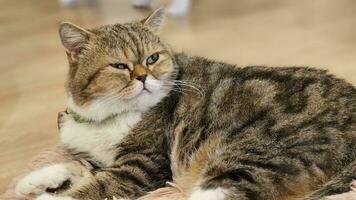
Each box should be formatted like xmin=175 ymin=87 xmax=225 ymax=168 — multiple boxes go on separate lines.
xmin=136 ymin=75 xmax=147 ymax=83
xmin=133 ymin=64 xmax=148 ymax=83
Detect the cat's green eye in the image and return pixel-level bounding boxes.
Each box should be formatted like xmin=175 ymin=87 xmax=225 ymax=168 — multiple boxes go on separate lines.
xmin=146 ymin=53 xmax=159 ymax=65
xmin=110 ymin=63 xmax=128 ymax=70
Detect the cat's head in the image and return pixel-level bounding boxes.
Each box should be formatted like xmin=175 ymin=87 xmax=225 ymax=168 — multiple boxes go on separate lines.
xmin=59 ymin=8 xmax=177 ymax=121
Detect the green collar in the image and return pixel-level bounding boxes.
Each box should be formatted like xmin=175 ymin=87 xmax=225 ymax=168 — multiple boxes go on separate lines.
xmin=66 ymin=108 xmax=93 ymax=123
xmin=66 ymin=108 xmax=117 ymax=124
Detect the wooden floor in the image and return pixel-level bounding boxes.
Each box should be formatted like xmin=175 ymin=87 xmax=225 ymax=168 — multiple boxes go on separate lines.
xmin=0 ymin=0 xmax=355 ymax=193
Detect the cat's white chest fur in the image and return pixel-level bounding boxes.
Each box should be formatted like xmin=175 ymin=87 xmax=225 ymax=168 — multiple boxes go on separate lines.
xmin=60 ymin=112 xmax=142 ymax=167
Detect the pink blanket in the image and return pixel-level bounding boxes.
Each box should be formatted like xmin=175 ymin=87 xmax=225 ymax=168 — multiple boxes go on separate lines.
xmin=0 ymin=146 xmax=72 ymax=200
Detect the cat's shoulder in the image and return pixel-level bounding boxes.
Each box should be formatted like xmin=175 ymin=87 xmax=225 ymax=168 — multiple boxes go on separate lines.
xmin=175 ymin=52 xmax=335 ymax=79
xmin=174 ymin=52 xmax=235 ymax=68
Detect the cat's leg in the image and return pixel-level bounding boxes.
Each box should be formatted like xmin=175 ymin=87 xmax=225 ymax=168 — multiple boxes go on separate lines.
xmin=16 ymin=164 xmax=71 ymax=199
xmin=301 ymin=160 xmax=356 ymax=200
xmin=133 ymin=0 xmax=152 ymax=8
xmin=168 ymin=138 xmax=344 ymax=200
xmin=29 ymin=112 xmax=171 ymax=199
xmin=325 ymin=181 xmax=356 ymax=200
xmin=135 ymin=185 xmax=230 ymax=200
xmin=187 ymin=188 xmax=228 ymax=200
xmin=56 ymin=155 xmax=171 ymax=200
xmin=15 ymin=162 xmax=89 ymax=199
xmin=34 ymin=132 xmax=172 ymax=200
xmin=167 ymin=0 xmax=191 ymax=16
xmin=180 ymin=156 xmax=356 ymax=200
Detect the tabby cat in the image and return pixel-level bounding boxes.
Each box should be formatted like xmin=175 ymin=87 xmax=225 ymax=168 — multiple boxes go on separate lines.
xmin=15 ymin=8 xmax=356 ymax=200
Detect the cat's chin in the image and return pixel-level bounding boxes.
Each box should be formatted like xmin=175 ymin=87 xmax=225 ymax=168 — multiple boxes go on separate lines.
xmin=125 ymin=78 xmax=169 ymax=105
xmin=137 ymin=89 xmax=151 ymax=97
xmin=134 ymin=88 xmax=168 ymax=109
xmin=123 ymin=84 xmax=151 ymax=100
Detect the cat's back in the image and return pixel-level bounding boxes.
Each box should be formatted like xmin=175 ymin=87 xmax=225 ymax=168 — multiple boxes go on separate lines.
xmin=174 ymin=52 xmax=356 ymax=112
xmin=171 ymin=53 xmax=356 ymax=182
xmin=174 ymin=52 xmax=356 ymax=143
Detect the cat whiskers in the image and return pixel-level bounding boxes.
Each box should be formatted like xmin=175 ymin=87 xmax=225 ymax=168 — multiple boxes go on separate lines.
xmin=166 ymin=86 xmax=203 ymax=98
xmin=160 ymin=80 xmax=205 ymax=98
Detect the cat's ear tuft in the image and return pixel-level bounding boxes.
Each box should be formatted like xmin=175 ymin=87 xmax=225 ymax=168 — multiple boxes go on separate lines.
xmin=59 ymin=22 xmax=92 ymax=60
xmin=143 ymin=7 xmax=165 ymax=32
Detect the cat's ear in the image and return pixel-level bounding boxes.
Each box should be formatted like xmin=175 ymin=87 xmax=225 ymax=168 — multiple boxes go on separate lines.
xmin=142 ymin=7 xmax=165 ymax=32
xmin=59 ymin=22 xmax=92 ymax=61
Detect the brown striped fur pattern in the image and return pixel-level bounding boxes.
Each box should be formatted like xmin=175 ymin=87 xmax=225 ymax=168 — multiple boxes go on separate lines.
xmin=15 ymin=8 xmax=356 ymax=200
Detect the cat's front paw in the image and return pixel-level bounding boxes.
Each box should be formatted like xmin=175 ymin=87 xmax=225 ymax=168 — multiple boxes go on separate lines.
xmin=325 ymin=180 xmax=356 ymax=200
xmin=351 ymin=180 xmax=356 ymax=191
xmin=58 ymin=111 xmax=68 ymax=131
xmin=16 ymin=164 xmax=71 ymax=199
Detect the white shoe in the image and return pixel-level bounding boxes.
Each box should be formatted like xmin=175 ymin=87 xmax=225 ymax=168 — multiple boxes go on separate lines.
xmin=133 ymin=0 xmax=152 ymax=8
xmin=167 ymin=0 xmax=190 ymax=17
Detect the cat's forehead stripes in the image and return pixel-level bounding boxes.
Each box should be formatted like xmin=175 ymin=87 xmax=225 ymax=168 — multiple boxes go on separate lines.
xmin=91 ymin=23 xmax=161 ymax=62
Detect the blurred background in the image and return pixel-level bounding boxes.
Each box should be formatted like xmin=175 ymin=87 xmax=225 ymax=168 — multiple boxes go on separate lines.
xmin=0 ymin=0 xmax=355 ymax=193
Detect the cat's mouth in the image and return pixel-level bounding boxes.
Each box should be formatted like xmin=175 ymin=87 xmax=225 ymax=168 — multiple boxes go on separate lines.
xmin=143 ymin=85 xmax=152 ymax=92
xmin=138 ymin=86 xmax=152 ymax=96
xmin=126 ymin=82 xmax=153 ymax=99
xmin=126 ymin=79 xmax=162 ymax=99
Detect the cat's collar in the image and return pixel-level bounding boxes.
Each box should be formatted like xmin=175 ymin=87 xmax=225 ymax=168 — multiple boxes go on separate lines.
xmin=66 ymin=108 xmax=117 ymax=124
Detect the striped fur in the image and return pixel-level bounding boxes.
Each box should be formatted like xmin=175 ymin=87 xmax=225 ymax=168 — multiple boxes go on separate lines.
xmin=16 ymin=8 xmax=356 ymax=200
